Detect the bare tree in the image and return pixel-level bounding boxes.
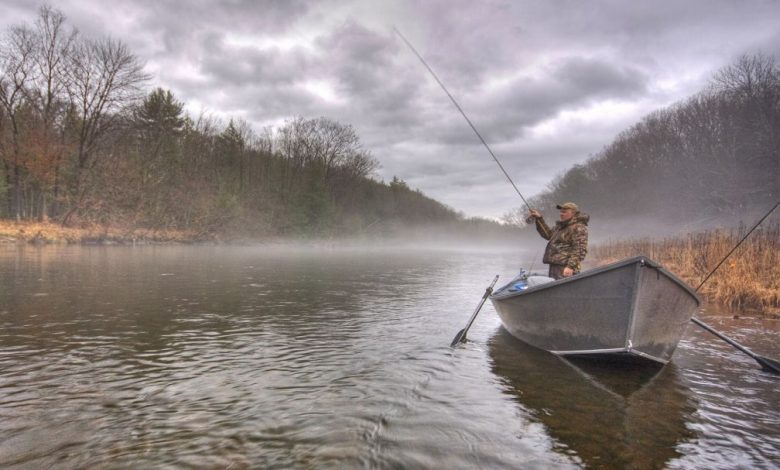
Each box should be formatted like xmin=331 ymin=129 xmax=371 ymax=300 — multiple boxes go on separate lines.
xmin=711 ymin=53 xmax=779 ymax=211
xmin=28 ymin=5 xmax=77 ymax=219
xmin=309 ymin=117 xmax=361 ymax=179
xmin=63 ymin=35 xmax=148 ymax=223
xmin=30 ymin=6 xmax=75 ymax=125
xmin=712 ymin=53 xmax=778 ymax=101
xmin=275 ymin=116 xmax=376 ymax=178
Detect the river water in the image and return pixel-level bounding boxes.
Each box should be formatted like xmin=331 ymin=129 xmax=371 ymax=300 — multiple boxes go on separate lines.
xmin=0 ymin=245 xmax=778 ymax=469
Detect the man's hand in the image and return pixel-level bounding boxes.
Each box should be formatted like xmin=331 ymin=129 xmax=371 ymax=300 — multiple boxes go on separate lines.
xmin=563 ymin=266 xmax=574 ymax=277
xmin=528 ymin=209 xmax=542 ymax=219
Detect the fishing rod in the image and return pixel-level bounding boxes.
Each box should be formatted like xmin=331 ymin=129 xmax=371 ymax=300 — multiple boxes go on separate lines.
xmin=691 ymin=200 xmax=780 ymax=374
xmin=393 ymin=27 xmax=532 ymax=213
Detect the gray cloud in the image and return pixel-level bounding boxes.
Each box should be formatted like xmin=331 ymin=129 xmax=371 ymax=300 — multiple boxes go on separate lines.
xmin=199 ymin=42 xmax=312 ymax=87
xmin=552 ymin=58 xmax=648 ymax=99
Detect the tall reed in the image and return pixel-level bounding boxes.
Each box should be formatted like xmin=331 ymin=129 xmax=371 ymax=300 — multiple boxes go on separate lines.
xmin=591 ymin=223 xmax=779 ymax=316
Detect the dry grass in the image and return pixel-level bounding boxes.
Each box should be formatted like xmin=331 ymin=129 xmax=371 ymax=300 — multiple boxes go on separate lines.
xmin=591 ymin=223 xmax=780 ymax=317
xmin=0 ymin=220 xmax=201 ymax=244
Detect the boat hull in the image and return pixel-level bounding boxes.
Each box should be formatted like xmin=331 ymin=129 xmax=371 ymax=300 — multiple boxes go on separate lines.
xmin=489 ymin=256 xmax=700 ymax=364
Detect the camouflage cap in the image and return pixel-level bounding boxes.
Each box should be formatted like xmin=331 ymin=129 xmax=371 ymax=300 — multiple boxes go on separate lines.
xmin=556 ymin=202 xmax=579 ymax=211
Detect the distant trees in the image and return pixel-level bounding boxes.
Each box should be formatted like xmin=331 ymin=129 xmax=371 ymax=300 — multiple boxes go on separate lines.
xmin=518 ymin=53 xmax=779 ymax=231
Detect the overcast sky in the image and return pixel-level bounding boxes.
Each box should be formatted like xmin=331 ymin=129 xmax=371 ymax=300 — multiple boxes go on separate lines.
xmin=2 ymin=1 xmax=779 ymax=219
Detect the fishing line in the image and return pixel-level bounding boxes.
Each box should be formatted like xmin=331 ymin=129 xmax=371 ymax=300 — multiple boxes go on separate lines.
xmin=695 ymin=200 xmax=779 ymax=292
xmin=393 ymin=27 xmax=532 ymax=212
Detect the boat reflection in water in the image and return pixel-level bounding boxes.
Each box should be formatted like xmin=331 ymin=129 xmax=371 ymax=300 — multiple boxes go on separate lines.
xmin=488 ymin=329 xmax=697 ymax=469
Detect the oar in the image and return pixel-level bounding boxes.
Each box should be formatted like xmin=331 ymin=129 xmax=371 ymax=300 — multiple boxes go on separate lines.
xmin=691 ymin=317 xmax=780 ymax=373
xmin=690 ymin=200 xmax=780 ymax=374
xmin=451 ymin=275 xmax=499 ymax=347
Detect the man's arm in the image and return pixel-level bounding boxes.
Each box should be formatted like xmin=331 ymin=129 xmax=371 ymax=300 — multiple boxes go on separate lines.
xmin=534 ymin=218 xmax=552 ymax=240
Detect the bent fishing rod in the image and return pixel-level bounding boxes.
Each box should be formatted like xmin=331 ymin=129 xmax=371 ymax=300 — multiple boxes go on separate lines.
xmin=393 ymin=28 xmax=532 ymax=213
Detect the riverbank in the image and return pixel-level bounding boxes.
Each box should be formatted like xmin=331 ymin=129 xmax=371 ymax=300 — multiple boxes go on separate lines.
xmin=591 ymin=223 xmax=779 ymax=318
xmin=0 ymin=220 xmax=205 ymax=244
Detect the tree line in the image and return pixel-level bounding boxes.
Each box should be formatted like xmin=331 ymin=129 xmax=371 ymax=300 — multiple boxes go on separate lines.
xmin=504 ymin=53 xmax=779 ymax=235
xmin=1 ymin=6 xmax=519 ymax=240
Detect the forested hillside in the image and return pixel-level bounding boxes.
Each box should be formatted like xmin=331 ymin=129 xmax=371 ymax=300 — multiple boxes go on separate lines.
xmin=506 ymin=54 xmax=779 ymax=237
xmin=0 ymin=7 xmax=519 ymax=241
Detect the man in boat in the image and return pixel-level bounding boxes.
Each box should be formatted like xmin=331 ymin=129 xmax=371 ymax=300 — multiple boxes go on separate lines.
xmin=528 ymin=202 xmax=589 ymax=280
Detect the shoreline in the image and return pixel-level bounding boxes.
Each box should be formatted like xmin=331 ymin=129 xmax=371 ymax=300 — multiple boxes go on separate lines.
xmin=0 ymin=220 xmax=211 ymax=245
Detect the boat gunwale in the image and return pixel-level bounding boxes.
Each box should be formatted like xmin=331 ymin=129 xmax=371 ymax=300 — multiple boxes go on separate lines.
xmin=490 ymin=255 xmax=701 ymax=305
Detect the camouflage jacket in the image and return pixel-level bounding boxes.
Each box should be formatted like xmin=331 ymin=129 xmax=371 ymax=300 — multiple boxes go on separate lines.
xmin=535 ymin=213 xmax=589 ymax=271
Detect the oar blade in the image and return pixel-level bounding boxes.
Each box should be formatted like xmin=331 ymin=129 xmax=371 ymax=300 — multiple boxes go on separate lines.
xmin=757 ymin=355 xmax=780 ymax=374
xmin=450 ymin=329 xmax=466 ymax=348
xmin=450 ymin=275 xmax=500 ymax=348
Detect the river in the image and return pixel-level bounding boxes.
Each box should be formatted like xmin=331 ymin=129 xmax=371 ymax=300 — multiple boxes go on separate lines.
xmin=1 ymin=245 xmax=778 ymax=469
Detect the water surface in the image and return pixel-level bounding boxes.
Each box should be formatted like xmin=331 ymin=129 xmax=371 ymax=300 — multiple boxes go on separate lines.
xmin=1 ymin=245 xmax=778 ymax=468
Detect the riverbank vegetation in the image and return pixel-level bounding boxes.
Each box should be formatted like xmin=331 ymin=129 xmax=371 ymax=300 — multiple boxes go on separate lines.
xmin=0 ymin=219 xmax=200 ymax=244
xmin=591 ymin=223 xmax=780 ymax=317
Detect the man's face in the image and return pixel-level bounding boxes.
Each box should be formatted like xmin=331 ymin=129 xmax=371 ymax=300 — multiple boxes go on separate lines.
xmin=559 ymin=208 xmax=574 ymax=222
